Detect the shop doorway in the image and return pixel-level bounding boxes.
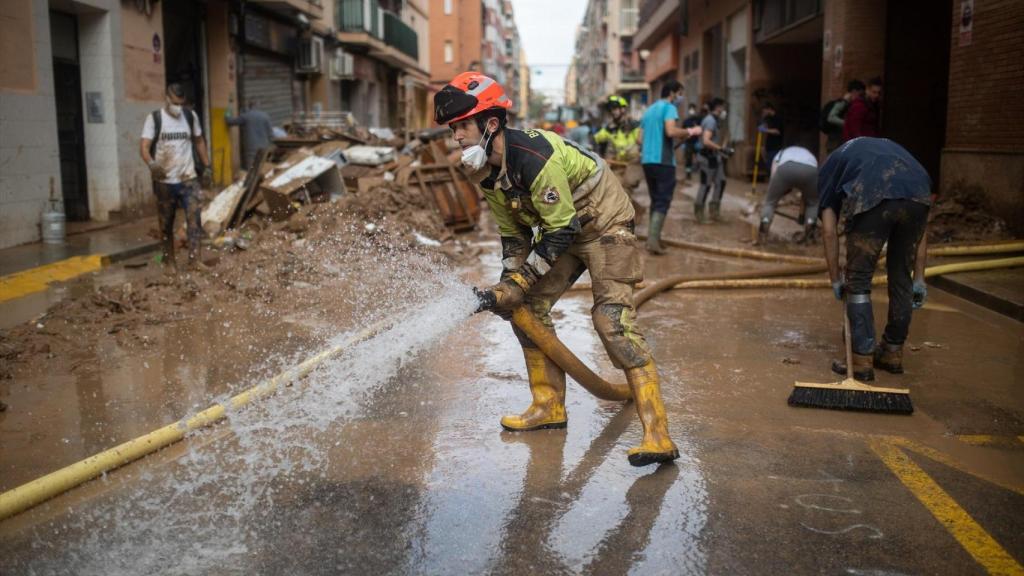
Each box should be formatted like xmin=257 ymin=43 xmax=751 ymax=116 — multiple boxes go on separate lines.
xmin=162 ymin=0 xmax=207 ymax=130
xmin=884 ymin=0 xmax=952 ymax=183
xmin=50 ymin=11 xmax=89 ymax=221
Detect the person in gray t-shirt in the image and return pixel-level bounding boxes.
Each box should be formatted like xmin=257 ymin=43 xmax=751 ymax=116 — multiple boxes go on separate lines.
xmin=694 ymin=98 xmax=729 ymax=223
xmin=225 ymin=100 xmax=275 ymax=170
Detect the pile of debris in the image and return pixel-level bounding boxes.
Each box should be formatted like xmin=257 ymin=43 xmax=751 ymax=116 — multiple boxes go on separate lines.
xmin=202 ymin=124 xmax=483 ymax=251
xmin=928 ymin=184 xmax=1012 ymax=244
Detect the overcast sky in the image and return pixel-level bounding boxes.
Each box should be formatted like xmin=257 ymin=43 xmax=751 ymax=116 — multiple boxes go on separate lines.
xmin=510 ymin=0 xmax=588 ymax=105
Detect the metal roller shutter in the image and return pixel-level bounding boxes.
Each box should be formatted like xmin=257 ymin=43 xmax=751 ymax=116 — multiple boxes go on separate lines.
xmin=243 ymin=51 xmax=294 ymax=127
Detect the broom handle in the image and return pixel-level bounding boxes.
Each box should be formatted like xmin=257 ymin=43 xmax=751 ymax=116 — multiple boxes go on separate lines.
xmin=843 ymin=299 xmax=853 ymax=380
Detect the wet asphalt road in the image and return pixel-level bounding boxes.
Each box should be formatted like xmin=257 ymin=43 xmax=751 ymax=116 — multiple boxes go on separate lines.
xmin=1 ymin=203 xmax=1022 ymax=575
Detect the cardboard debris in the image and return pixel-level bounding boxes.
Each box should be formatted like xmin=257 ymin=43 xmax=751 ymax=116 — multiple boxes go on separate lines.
xmin=202 ymin=179 xmax=247 ymax=236
xmin=265 ymin=156 xmax=340 ymax=196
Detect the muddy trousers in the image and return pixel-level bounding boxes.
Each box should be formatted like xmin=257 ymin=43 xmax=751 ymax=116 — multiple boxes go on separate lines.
xmin=845 ymin=199 xmax=930 ymax=355
xmin=694 ymin=154 xmax=725 ymax=208
xmin=760 ymin=162 xmax=819 ymax=226
xmin=512 ymin=224 xmax=653 ymax=370
xmin=642 ymin=163 xmax=676 ymax=216
xmin=154 ymin=179 xmax=203 ymax=262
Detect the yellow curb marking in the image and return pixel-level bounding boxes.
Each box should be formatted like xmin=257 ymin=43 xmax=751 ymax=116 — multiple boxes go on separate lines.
xmin=956 ymin=435 xmax=1024 ymax=449
xmin=870 ymin=437 xmax=1024 ymax=576
xmin=0 ymin=255 xmax=107 ymax=303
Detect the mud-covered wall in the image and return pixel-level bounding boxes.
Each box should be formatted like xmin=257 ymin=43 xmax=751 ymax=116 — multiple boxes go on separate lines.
xmin=115 ymin=2 xmax=165 ymax=217
xmin=941 ymin=0 xmax=1024 ymax=232
xmin=0 ymin=0 xmax=62 ymax=248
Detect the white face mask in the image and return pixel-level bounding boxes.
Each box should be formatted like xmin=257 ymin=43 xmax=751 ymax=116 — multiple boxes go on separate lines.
xmin=166 ymin=102 xmax=183 ymax=117
xmin=460 ymin=128 xmax=493 ymax=172
xmin=718 ymin=109 xmax=728 ymax=120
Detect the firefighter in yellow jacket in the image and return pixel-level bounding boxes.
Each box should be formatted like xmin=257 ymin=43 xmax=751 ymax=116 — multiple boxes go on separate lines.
xmin=435 ymin=72 xmax=679 ymax=466
xmin=594 ymin=95 xmax=642 ymax=186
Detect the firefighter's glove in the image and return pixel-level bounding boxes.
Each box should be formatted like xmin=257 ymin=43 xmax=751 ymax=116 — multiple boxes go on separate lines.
xmin=831 ymin=279 xmax=845 ymax=302
xmin=912 ymin=279 xmax=927 ymax=309
xmin=473 ymin=274 xmax=529 ymax=317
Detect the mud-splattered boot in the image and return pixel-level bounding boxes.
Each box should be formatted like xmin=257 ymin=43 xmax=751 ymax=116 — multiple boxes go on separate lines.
xmin=625 ymin=361 xmax=679 ymax=467
xmin=831 ymin=353 xmax=876 ymax=382
xmin=800 ymin=221 xmax=819 ymax=245
xmin=693 ymin=203 xmax=707 ymax=224
xmin=646 ymin=211 xmax=667 ymax=255
xmin=756 ymin=219 xmax=771 ymax=245
xmin=709 ymin=202 xmax=722 ymax=222
xmin=873 ymin=339 xmax=904 ymax=374
xmin=501 ymin=348 xmax=568 ymax=431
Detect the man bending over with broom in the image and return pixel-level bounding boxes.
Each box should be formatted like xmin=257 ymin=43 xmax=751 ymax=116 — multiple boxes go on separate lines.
xmin=818 ymin=137 xmax=932 ymax=381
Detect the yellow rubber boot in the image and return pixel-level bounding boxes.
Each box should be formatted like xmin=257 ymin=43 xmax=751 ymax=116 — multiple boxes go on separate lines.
xmin=500 ymin=348 xmax=568 ymax=431
xmin=625 ymin=361 xmax=680 ymax=466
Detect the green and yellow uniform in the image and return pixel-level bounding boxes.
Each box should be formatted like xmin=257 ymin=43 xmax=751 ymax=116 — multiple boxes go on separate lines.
xmin=594 ymin=119 xmax=641 ymax=163
xmin=476 ymin=128 xmax=652 ymax=369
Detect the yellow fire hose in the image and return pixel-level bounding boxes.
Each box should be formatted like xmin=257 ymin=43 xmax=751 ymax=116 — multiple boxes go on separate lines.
xmin=0 ymin=317 xmax=394 ymax=522
xmin=510 ymin=307 xmax=633 ymax=401
xmin=634 ymin=264 xmax=827 ymax=309
xmin=639 ymin=256 xmax=1024 ymax=294
xmin=639 ymin=237 xmax=1023 ymax=268
xmin=647 ymin=235 xmax=825 ymax=265
xmin=927 ymin=241 xmax=1024 ymax=257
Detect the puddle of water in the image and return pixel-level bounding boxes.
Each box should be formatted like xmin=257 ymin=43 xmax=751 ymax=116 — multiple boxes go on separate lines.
xmin=2 ymin=287 xmax=478 ymax=574
xmin=0 ymin=246 xmax=479 ymax=574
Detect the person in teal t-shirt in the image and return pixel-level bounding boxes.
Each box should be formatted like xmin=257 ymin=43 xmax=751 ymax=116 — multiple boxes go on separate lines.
xmin=638 ymin=80 xmax=702 ymax=254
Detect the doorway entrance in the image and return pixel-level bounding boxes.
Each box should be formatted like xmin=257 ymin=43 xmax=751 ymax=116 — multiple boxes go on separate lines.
xmin=50 ymin=11 xmax=89 ymax=221
xmin=884 ymin=0 xmax=952 ymax=183
xmin=162 ymin=0 xmax=207 ymax=130
xmin=726 ymin=10 xmax=748 ymax=144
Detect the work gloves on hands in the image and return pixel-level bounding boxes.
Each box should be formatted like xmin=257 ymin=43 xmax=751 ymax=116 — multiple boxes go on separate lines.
xmin=201 ymin=167 xmax=213 ymax=188
xmin=473 ymin=273 xmax=530 ymax=317
xmin=831 ymin=277 xmax=845 ymax=301
xmin=912 ymin=279 xmax=927 ymax=309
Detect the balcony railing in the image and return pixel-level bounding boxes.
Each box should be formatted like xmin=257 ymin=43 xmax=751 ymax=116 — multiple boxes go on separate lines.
xmin=339 ymin=0 xmax=382 ymax=38
xmin=338 ymin=0 xmax=419 ymax=62
xmin=383 ymin=11 xmax=418 ymax=60
xmin=621 ymin=67 xmax=644 ymax=83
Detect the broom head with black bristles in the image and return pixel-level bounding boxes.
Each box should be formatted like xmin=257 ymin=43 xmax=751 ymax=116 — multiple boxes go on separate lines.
xmin=788 ymin=297 xmax=914 ymax=414
xmin=788 ymin=377 xmax=913 ymax=414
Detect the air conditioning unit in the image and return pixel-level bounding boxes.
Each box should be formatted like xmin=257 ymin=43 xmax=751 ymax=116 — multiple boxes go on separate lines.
xmin=296 ymin=36 xmax=324 ymax=74
xmin=329 ymin=48 xmax=354 ymax=80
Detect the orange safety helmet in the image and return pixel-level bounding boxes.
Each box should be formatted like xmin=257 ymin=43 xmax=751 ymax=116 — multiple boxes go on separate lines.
xmin=434 ymin=72 xmax=513 ymax=125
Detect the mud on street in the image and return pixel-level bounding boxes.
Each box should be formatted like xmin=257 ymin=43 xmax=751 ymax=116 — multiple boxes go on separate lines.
xmin=0 ymin=180 xmax=1021 ymax=575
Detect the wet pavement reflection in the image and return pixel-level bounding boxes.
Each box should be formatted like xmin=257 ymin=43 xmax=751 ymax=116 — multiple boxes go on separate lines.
xmin=0 ymin=241 xmax=1022 ymax=575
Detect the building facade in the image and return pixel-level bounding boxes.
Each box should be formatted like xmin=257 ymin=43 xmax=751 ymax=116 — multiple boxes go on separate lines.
xmin=1 ymin=0 xmax=431 ymax=249
xmin=573 ymin=0 xmax=645 ymax=119
xmin=427 ymin=0 xmax=525 ymax=120
xmin=623 ymin=0 xmax=1022 ymax=230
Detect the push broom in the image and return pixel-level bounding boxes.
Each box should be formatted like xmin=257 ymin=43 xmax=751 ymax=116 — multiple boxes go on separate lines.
xmin=788 ymin=301 xmax=913 ymax=414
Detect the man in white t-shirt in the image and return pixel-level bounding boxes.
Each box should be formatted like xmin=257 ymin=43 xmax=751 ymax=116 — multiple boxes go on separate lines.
xmin=140 ymin=83 xmax=211 ymax=271
xmin=758 ymin=145 xmax=819 ymax=244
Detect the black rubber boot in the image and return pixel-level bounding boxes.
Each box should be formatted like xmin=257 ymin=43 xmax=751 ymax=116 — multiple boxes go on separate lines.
xmin=709 ymin=202 xmax=722 ymax=222
xmin=693 ymin=203 xmax=707 ymax=224
xmin=646 ymin=211 xmax=667 ymax=255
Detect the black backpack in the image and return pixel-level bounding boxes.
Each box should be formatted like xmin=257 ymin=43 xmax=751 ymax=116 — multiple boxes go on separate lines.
xmin=819 ymin=99 xmax=845 ymax=135
xmin=149 ymin=107 xmax=206 ymax=174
